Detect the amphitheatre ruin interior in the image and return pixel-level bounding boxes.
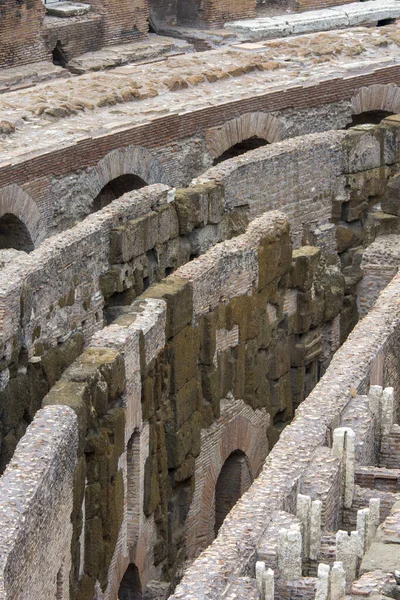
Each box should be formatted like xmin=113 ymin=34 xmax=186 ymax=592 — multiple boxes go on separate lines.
xmin=2 ymin=0 xmax=400 ymax=598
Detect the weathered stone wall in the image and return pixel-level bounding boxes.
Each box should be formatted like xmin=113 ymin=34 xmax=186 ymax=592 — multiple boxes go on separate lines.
xmin=0 ymin=206 xmax=353 ymax=599
xmin=0 ymin=405 xmax=78 ymax=599
xmin=2 ymin=81 xmax=400 ymax=241
xmin=1 ymin=118 xmax=399 ymax=481
xmin=170 ymin=239 xmax=400 ymax=600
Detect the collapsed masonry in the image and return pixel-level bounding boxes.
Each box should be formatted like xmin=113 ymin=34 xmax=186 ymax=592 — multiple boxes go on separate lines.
xmin=0 ymin=115 xmax=400 ymax=599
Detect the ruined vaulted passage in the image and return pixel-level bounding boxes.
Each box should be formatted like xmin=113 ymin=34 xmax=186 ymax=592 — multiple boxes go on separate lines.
xmin=0 ymin=213 xmax=35 ymax=252
xmin=118 ymin=564 xmax=142 ymax=600
xmin=213 ymin=137 xmax=269 ymax=165
xmin=346 ymin=110 xmax=395 ymax=128
xmin=214 ymin=450 xmax=253 ymax=536
xmin=91 ymin=174 xmax=148 ymax=213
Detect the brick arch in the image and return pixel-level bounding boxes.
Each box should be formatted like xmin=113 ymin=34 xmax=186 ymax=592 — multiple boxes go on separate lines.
xmin=351 ymin=84 xmax=400 ymax=116
xmin=185 ymin=399 xmax=269 ymax=560
xmin=206 ymin=112 xmax=285 ymax=160
xmin=88 ymin=146 xmax=168 ymax=200
xmin=0 ymin=184 xmax=46 ymax=248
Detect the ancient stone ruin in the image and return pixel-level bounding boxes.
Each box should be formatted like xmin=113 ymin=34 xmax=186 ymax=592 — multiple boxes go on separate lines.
xmin=1 ymin=0 xmax=400 ymax=599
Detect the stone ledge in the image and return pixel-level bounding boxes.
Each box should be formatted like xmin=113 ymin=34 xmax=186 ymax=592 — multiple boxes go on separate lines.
xmin=45 ymin=1 xmax=91 ymax=17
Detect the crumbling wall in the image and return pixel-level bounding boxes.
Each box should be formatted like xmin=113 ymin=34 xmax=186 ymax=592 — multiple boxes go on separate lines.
xmin=0 ymin=206 xmax=352 ymax=598
xmin=169 ymin=244 xmax=400 ymax=600
xmin=0 ymin=405 xmax=78 ymax=599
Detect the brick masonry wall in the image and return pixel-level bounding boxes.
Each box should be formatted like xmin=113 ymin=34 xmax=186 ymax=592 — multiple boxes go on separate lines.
xmin=0 ymin=405 xmax=78 ymax=600
xmin=1 ymin=71 xmax=399 ymax=193
xmin=0 ymin=120 xmax=398 ymax=479
xmin=0 ymin=0 xmax=47 ymax=68
xmin=43 ymin=14 xmax=105 ymax=61
xmin=0 ymin=207 xmax=357 ymax=598
xmin=80 ymin=0 xmax=148 ymax=46
xmin=169 ymin=248 xmax=400 ymax=599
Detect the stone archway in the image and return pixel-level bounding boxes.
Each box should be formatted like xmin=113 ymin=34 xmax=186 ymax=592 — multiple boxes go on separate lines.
xmin=214 ymin=449 xmax=253 ymax=535
xmin=118 ymin=563 xmax=142 ymax=600
xmin=91 ymin=173 xmax=148 ymax=213
xmin=50 ymin=146 xmax=169 ymax=230
xmin=185 ymin=397 xmax=269 ymax=559
xmin=350 ymin=84 xmax=400 ymax=123
xmin=90 ymin=147 xmax=167 ymax=203
xmin=206 ymin=112 xmax=285 ymax=162
xmin=0 ymin=185 xmax=46 ymax=250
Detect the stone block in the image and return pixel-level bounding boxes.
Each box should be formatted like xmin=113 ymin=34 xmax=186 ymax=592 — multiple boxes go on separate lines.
xmin=382 ymin=173 xmax=400 ymax=216
xmin=342 ymin=129 xmax=383 ymax=174
xmin=80 ymin=348 xmax=125 ymax=404
xmin=110 ymin=211 xmax=158 ymax=263
xmin=158 ymin=203 xmax=179 ymax=244
xmin=171 ymin=378 xmax=202 ymax=430
xmin=336 ymin=221 xmax=363 ymax=253
xmin=143 ymin=276 xmax=193 ymax=340
xmin=174 ymin=185 xmax=210 ymax=234
xmin=170 ymin=326 xmax=199 ymax=393
xmin=290 ymin=246 xmax=321 ymax=292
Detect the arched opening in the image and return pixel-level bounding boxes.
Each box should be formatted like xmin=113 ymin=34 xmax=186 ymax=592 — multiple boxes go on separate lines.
xmin=92 ymin=174 xmax=148 ymax=213
xmin=377 ymin=18 xmax=396 ymax=27
xmin=0 ymin=213 xmax=34 ymax=252
xmin=213 ymin=137 xmax=269 ymax=165
xmin=346 ymin=110 xmax=394 ymax=129
xmin=118 ymin=563 xmax=142 ymax=600
xmin=214 ymin=450 xmax=253 ymax=535
xmin=52 ymin=41 xmax=68 ymax=68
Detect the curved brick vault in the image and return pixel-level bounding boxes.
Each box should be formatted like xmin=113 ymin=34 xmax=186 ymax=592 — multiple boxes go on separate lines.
xmin=89 ymin=146 xmax=168 ymax=199
xmin=351 ymin=84 xmax=400 ymax=116
xmin=206 ymin=112 xmax=285 ymax=160
xmin=185 ymin=397 xmax=270 ymax=560
xmin=0 ymin=184 xmax=46 ymax=249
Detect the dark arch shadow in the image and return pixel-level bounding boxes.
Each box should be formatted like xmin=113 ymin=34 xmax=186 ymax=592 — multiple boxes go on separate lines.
xmin=92 ymin=174 xmax=148 ymax=213
xmin=213 ymin=137 xmax=269 ymax=165
xmin=0 ymin=213 xmax=35 ymax=252
xmin=214 ymin=449 xmax=253 ymax=535
xmin=346 ymin=110 xmax=394 ymax=129
xmin=118 ymin=563 xmax=142 ymax=600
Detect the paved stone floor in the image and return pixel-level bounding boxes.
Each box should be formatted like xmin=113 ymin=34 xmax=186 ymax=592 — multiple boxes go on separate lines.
xmin=1 ymin=23 xmax=400 ymax=166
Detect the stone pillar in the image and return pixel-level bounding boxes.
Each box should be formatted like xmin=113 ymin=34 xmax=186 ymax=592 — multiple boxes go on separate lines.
xmin=310 ymin=500 xmax=322 ymax=561
xmin=368 ymin=385 xmax=383 ymax=424
xmin=297 ymin=495 xmax=321 ymax=561
xmin=335 ymin=530 xmax=359 ymax=583
xmin=366 ymin=498 xmax=380 ymax=550
xmin=332 ymin=428 xmax=355 ymax=509
xmin=278 ymin=526 xmax=302 ymax=580
xmin=315 ymin=563 xmax=330 ymax=600
xmin=356 ymin=508 xmax=369 ymax=557
xmin=381 ymin=387 xmax=394 ymax=437
xmin=297 ymin=494 xmax=311 ymax=558
xmin=368 ymin=385 xmax=394 ymax=438
xmin=255 ymin=561 xmax=274 ymax=600
xmin=330 ymin=561 xmax=346 ymax=600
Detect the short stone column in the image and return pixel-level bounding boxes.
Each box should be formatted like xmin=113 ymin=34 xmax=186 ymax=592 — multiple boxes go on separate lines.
xmin=330 ymin=561 xmax=346 ymax=600
xmin=332 ymin=427 xmax=355 ymax=509
xmin=297 ymin=494 xmax=321 ymax=560
xmin=278 ymin=525 xmax=302 ymax=580
xmin=335 ymin=530 xmax=359 ymax=583
xmin=367 ymin=498 xmax=380 ymax=549
xmin=255 ymin=561 xmax=274 ymax=600
xmin=315 ymin=563 xmax=330 ymax=600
